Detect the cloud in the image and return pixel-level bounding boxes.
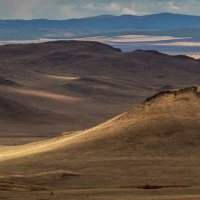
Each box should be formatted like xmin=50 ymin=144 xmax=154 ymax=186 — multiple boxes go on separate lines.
xmin=122 ymin=7 xmax=138 ymax=15
xmin=83 ymin=3 xmax=97 ymax=10
xmin=105 ymin=3 xmax=137 ymax=15
xmin=167 ymin=2 xmax=180 ymax=11
xmin=106 ymin=3 xmax=121 ymax=12
xmin=59 ymin=4 xmax=76 ymax=16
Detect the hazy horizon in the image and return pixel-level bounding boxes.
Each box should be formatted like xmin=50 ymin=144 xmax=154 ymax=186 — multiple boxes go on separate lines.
xmin=0 ymin=0 xmax=200 ymax=20
xmin=0 ymin=12 xmax=200 ymax=20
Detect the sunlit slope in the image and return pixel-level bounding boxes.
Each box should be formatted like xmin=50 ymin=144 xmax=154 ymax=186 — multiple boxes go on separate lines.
xmin=0 ymin=87 xmax=200 ymax=199
xmin=1 ymin=86 xmax=200 ymax=162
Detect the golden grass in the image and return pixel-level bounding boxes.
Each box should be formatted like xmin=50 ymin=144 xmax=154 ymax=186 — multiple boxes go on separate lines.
xmin=0 ymin=89 xmax=200 ymax=199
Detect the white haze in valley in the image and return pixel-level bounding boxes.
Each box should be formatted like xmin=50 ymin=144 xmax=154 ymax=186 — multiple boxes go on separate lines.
xmin=0 ymin=35 xmax=199 ymax=59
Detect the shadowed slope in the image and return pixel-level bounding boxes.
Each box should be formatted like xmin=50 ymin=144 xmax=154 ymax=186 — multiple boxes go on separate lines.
xmin=0 ymin=40 xmax=200 ymax=145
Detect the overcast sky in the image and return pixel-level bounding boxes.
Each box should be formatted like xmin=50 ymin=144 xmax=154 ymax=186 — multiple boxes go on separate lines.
xmin=0 ymin=0 xmax=199 ymax=19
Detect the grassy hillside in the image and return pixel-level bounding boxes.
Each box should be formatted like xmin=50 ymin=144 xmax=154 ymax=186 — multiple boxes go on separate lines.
xmin=0 ymin=87 xmax=200 ymax=199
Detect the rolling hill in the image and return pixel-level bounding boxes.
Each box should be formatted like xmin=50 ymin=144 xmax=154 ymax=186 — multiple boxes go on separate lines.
xmin=0 ymin=86 xmax=200 ymax=199
xmin=0 ymin=40 xmax=199 ymax=145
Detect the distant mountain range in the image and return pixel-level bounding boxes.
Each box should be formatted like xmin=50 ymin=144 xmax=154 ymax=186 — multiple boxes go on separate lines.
xmin=0 ymin=13 xmax=200 ymax=40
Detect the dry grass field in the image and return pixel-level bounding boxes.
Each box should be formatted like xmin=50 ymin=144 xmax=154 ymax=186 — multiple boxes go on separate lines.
xmin=0 ymin=87 xmax=200 ymax=199
xmin=0 ymin=41 xmax=200 ymax=199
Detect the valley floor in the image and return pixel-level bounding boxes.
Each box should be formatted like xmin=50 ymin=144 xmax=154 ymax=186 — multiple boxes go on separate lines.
xmin=0 ymin=156 xmax=200 ymax=200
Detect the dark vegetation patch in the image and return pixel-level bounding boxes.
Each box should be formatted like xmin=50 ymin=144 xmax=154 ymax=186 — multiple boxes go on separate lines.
xmin=118 ymin=86 xmax=200 ymax=121
xmin=137 ymin=184 xmax=190 ymax=190
xmin=61 ymin=172 xmax=81 ymax=179
xmin=144 ymin=86 xmax=200 ymax=103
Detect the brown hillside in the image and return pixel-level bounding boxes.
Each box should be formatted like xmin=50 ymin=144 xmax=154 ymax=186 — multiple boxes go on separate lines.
xmin=0 ymin=41 xmax=199 ymax=145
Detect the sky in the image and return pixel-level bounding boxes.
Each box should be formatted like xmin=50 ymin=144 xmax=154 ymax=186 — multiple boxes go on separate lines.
xmin=0 ymin=0 xmax=199 ymax=19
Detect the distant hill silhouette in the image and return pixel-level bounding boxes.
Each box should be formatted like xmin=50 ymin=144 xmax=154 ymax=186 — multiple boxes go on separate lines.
xmin=0 ymin=13 xmax=200 ymax=40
